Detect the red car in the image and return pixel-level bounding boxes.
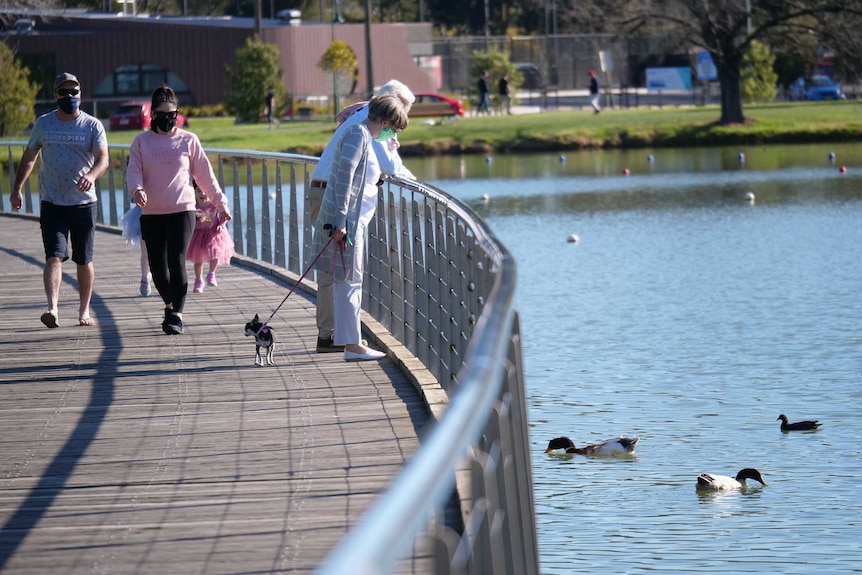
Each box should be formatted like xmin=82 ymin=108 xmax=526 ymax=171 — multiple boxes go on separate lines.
xmin=410 ymin=92 xmax=465 ymax=118
xmin=109 ymin=100 xmax=189 ymax=131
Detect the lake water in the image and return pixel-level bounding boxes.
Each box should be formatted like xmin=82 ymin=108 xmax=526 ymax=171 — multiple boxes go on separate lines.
xmin=415 ymin=144 xmax=862 ymax=574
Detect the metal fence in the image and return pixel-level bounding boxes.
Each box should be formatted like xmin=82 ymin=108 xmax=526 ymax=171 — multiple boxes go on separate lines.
xmin=433 ymin=33 xmax=685 ymax=94
xmin=0 ymin=141 xmax=539 ymax=575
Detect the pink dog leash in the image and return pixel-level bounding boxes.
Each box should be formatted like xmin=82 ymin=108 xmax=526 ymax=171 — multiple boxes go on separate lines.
xmin=258 ymin=235 xmax=334 ymax=330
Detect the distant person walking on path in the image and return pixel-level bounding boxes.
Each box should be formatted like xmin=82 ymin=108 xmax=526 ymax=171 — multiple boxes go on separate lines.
xmin=589 ymin=70 xmax=601 ymax=114
xmin=10 ymin=72 xmax=109 ymax=328
xmin=497 ymin=74 xmax=512 ymax=115
xmin=476 ymin=71 xmax=491 ymax=116
xmin=127 ymin=85 xmax=232 ymax=335
xmin=265 ymin=86 xmax=278 ymax=129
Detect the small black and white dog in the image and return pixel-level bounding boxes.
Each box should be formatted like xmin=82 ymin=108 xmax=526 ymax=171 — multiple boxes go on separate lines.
xmin=244 ymin=314 xmax=276 ymax=366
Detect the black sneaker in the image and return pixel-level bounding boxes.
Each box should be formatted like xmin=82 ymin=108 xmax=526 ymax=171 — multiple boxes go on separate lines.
xmin=165 ymin=312 xmax=184 ymax=335
xmin=316 ymin=335 xmax=344 ymax=353
xmin=162 ymin=309 xmax=172 ymax=334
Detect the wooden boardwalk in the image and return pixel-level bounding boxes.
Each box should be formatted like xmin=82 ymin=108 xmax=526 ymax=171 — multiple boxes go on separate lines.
xmin=0 ymin=214 xmax=436 ymax=575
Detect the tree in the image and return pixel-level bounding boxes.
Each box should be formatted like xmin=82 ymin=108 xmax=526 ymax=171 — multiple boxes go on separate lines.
xmin=741 ymin=40 xmax=777 ymax=103
xmin=0 ymin=43 xmax=38 ymax=137
xmin=604 ymin=0 xmax=862 ymax=125
xmin=318 ymin=40 xmax=357 ymax=115
xmin=224 ymin=37 xmax=284 ymax=123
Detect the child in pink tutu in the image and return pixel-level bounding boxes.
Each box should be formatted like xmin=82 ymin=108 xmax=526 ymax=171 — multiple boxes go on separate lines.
xmin=187 ymin=182 xmax=235 ymax=292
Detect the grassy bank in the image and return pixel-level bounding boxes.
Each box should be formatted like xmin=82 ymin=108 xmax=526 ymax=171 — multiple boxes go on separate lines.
xmin=105 ymin=101 xmax=862 ymax=157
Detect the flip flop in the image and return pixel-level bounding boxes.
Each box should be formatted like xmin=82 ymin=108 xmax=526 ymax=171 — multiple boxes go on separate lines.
xmin=78 ymin=316 xmax=95 ymax=327
xmin=40 ymin=311 xmax=59 ymax=329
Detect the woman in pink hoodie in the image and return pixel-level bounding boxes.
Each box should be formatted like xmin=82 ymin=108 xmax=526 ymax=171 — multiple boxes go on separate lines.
xmin=127 ymin=85 xmax=232 ymax=335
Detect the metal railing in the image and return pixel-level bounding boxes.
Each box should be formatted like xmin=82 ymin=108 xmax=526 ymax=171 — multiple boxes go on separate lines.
xmin=0 ymin=141 xmax=539 ymax=575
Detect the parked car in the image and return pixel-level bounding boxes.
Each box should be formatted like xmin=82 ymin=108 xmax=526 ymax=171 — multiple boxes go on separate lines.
xmin=109 ymin=101 xmax=189 ymax=131
xmin=515 ymin=63 xmax=544 ymax=91
xmin=410 ymin=93 xmax=465 ymax=118
xmin=805 ymin=76 xmax=844 ymax=101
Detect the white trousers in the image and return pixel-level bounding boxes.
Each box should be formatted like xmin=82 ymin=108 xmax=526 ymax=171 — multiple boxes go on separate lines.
xmin=333 ymin=220 xmax=366 ymax=345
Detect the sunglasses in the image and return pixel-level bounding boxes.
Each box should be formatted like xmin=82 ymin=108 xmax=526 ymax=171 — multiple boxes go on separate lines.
xmin=56 ymin=88 xmax=80 ymax=97
xmin=153 ymin=111 xmax=178 ymax=120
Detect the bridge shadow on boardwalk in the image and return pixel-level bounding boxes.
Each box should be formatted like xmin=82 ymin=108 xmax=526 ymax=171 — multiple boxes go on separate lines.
xmin=0 ymin=215 xmax=434 ymax=574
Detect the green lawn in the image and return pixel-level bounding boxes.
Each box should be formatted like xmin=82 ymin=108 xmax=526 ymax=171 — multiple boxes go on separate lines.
xmin=105 ymin=100 xmax=862 ymax=156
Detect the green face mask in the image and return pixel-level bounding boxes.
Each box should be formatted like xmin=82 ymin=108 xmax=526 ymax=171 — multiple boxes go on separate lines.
xmin=375 ymin=126 xmax=396 ymax=142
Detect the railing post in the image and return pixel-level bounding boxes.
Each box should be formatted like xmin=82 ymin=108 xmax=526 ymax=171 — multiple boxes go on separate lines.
xmin=261 ymin=161 xmax=272 ymax=263
xmin=245 ymin=161 xmax=257 ymax=259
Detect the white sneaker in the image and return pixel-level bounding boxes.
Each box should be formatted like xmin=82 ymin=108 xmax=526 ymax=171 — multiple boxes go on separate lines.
xmin=343 ymin=349 xmax=386 ymax=362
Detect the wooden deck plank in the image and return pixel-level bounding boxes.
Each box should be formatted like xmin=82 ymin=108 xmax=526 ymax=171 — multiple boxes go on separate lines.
xmin=0 ymin=214 xmax=435 ymax=574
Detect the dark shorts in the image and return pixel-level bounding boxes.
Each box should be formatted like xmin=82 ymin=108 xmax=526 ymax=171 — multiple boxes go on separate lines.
xmin=40 ymin=201 xmax=97 ymax=265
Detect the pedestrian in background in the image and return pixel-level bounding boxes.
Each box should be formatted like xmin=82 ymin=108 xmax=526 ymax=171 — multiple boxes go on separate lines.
xmin=10 ymin=72 xmax=109 ymax=328
xmin=265 ymin=86 xmax=279 ymax=129
xmin=127 ymin=85 xmax=232 ymax=335
xmin=476 ymin=70 xmax=491 ymax=115
xmin=497 ymin=73 xmax=512 ymax=115
xmin=589 ymin=70 xmax=601 ymax=114
xmin=306 ymin=79 xmax=415 ymax=353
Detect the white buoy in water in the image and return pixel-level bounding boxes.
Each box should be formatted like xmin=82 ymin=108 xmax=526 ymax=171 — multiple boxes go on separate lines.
xmin=647 ymin=154 xmax=654 ymax=163
xmin=567 ymin=234 xmax=579 ymax=243
xmin=738 ymin=152 xmax=745 ymax=164
xmin=744 ymin=192 xmax=755 ymax=203
xmin=828 ymin=151 xmax=836 ymax=163
xmin=482 ymin=193 xmax=490 ymax=202
xmin=485 ymin=156 xmax=493 ymax=164
xmin=559 ymin=154 xmax=566 ymax=163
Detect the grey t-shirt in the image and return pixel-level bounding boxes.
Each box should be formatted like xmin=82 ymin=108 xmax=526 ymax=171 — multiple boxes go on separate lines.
xmin=27 ymin=110 xmax=107 ymax=206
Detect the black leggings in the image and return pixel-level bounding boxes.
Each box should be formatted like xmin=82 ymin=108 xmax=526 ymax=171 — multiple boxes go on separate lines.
xmin=140 ymin=211 xmax=195 ymax=313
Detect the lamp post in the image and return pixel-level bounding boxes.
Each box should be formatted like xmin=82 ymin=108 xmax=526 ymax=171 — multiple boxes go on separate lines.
xmin=331 ymin=0 xmax=339 ymax=117
xmin=483 ymin=0 xmax=489 ymax=48
xmin=364 ymin=0 xmax=373 ymax=97
xmin=745 ymin=0 xmax=752 ymax=33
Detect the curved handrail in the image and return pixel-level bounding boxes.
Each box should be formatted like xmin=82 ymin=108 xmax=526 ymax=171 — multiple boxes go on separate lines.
xmin=316 ymin=175 xmax=521 ymax=574
xmin=0 ymin=141 xmax=538 ymax=575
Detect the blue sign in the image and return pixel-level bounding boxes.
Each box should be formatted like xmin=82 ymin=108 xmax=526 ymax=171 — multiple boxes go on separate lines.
xmin=646 ymin=67 xmax=693 ymax=91
xmin=696 ymin=51 xmax=718 ymax=81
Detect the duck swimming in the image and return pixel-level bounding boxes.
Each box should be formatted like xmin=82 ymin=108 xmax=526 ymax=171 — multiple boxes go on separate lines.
xmin=696 ymin=468 xmax=767 ymax=491
xmin=545 ymin=436 xmax=639 ymax=456
xmin=777 ymin=414 xmax=822 ymax=432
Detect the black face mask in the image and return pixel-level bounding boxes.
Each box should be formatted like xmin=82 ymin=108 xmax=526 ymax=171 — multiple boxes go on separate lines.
xmin=152 ymin=113 xmax=177 ymax=133
xmin=57 ymin=96 xmax=81 ymax=115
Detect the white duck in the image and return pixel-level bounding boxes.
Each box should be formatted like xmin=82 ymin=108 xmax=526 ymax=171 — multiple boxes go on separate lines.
xmin=544 ymin=436 xmax=639 ymax=456
xmin=696 ymin=468 xmax=767 ymax=491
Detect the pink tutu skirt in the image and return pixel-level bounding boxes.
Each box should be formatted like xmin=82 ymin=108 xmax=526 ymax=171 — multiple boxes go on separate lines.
xmin=187 ymin=226 xmax=235 ymax=265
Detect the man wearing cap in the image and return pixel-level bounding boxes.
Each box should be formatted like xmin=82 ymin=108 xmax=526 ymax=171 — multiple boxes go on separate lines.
xmin=10 ymin=72 xmax=109 ymax=328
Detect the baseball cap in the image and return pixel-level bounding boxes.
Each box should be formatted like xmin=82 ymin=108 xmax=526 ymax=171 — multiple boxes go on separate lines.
xmin=53 ymin=73 xmax=80 ymax=91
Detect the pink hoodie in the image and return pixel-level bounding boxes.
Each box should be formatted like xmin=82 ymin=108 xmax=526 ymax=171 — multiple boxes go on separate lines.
xmin=126 ymin=128 xmax=227 ymax=215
